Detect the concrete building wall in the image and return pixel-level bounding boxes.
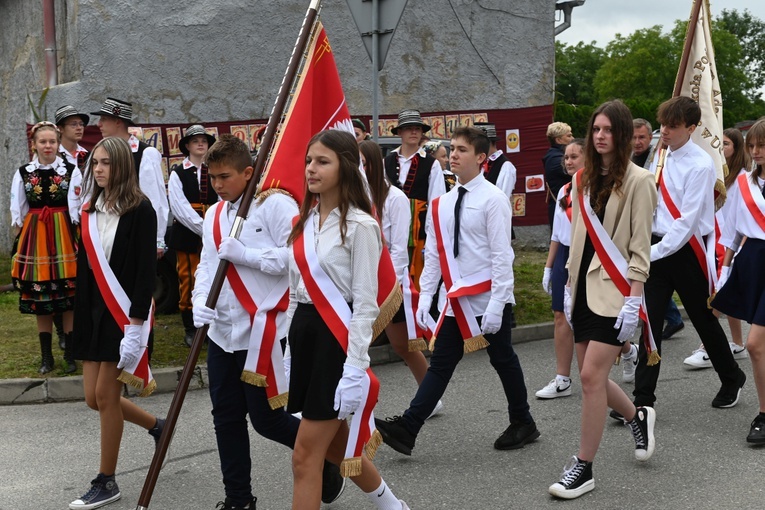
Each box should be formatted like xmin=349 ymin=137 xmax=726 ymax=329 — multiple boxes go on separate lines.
xmin=1 ymin=0 xmax=555 ymax=251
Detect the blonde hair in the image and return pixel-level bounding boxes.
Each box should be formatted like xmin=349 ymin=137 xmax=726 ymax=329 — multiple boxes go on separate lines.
xmin=30 ymin=121 xmax=61 ymax=142
xmin=546 ymin=122 xmax=572 ymax=145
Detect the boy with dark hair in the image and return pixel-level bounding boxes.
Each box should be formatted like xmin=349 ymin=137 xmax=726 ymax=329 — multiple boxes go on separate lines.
xmin=192 ymin=135 xmax=343 ymax=509
xmin=633 ymin=96 xmax=745 ymax=411
xmin=376 ymin=126 xmax=539 ymax=455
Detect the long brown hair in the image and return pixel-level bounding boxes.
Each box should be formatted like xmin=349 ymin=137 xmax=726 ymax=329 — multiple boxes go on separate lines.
xmin=582 ymin=100 xmax=633 ymax=214
xmin=747 ymin=120 xmax=765 ymax=186
xmin=359 ymin=140 xmax=389 ymax=218
xmin=723 ymin=128 xmax=751 ymax=189
xmin=288 ymin=130 xmax=373 ymax=245
xmin=83 ymin=137 xmax=146 ymax=215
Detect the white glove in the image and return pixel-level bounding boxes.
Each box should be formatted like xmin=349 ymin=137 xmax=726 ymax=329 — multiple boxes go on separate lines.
xmin=614 ymin=296 xmax=642 ymax=342
xmin=283 ymin=349 xmax=291 ymax=385
xmin=716 ymin=266 xmax=731 ymax=292
xmin=481 ymin=311 xmax=502 ymax=335
xmin=333 ymin=363 xmax=366 ymax=420
xmin=542 ymin=267 xmax=553 ymax=295
xmin=218 ymin=237 xmax=261 ymax=268
xmin=117 ymin=325 xmax=144 ymax=369
xmin=192 ymin=298 xmax=218 ymax=328
xmin=563 ymin=285 xmax=573 ymax=329
xmin=416 ymin=295 xmax=433 ymax=331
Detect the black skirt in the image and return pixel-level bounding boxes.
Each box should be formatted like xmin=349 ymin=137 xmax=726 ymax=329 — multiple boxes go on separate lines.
xmin=711 ymin=238 xmax=765 ymax=326
xmin=287 ymin=303 xmax=347 ymax=420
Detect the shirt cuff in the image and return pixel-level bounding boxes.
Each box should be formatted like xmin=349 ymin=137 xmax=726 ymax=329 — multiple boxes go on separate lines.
xmin=650 ymin=245 xmax=659 ymax=262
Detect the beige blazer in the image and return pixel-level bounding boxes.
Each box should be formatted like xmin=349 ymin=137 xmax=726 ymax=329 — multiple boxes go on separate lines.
xmin=567 ymin=162 xmax=657 ymax=317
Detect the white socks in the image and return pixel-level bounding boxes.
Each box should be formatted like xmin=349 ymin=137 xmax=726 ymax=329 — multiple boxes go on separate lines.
xmin=556 ymin=374 xmax=571 ymax=386
xmin=622 ymin=343 xmax=638 ymax=360
xmin=365 ymin=479 xmax=403 ymax=510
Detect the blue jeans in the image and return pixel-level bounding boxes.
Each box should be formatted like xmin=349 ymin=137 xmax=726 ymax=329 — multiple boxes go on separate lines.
xmin=665 ymin=298 xmax=683 ymax=327
xmin=402 ymin=304 xmax=533 ymax=435
xmin=207 ymin=340 xmax=300 ymax=505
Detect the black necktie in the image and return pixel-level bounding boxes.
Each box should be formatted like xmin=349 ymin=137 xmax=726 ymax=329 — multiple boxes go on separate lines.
xmin=454 ymin=186 xmax=468 ymax=257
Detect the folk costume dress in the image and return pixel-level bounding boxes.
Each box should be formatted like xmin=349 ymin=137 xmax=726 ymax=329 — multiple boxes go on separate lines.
xmin=10 ymin=156 xmax=78 ymax=314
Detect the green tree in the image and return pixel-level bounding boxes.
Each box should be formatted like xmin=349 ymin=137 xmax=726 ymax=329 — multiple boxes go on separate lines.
xmin=717 ymin=8 xmax=765 ymax=98
xmin=555 ymin=40 xmax=605 ymax=106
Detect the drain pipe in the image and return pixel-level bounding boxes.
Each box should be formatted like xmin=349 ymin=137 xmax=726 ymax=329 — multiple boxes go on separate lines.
xmin=555 ymin=0 xmax=586 ymax=36
xmin=43 ymin=0 xmax=58 ymax=86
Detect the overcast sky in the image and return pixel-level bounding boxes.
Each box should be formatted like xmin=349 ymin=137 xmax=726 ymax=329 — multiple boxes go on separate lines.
xmin=556 ymin=0 xmax=765 ymax=47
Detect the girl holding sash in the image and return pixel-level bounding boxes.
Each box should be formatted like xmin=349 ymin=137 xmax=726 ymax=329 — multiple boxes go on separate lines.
xmin=549 ymin=101 xmax=657 ymax=500
xmin=712 ymin=119 xmax=765 ymax=444
xmin=537 ymin=139 xmax=582 ymax=399
xmin=69 ymin=137 xmax=163 ymax=510
xmin=286 ymin=130 xmax=409 ymax=510
xmin=10 ymin=121 xmax=78 ymax=374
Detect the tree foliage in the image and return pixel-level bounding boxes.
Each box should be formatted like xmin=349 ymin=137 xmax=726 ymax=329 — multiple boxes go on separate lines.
xmin=554 ymin=8 xmax=765 ymax=133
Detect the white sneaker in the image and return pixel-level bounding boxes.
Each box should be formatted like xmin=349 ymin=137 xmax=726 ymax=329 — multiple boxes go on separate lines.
xmin=731 ymin=342 xmax=748 ymax=360
xmin=621 ymin=343 xmax=638 ymax=383
xmin=683 ymin=348 xmax=712 ymax=369
xmin=427 ymin=400 xmax=444 ymax=419
xmin=399 ymin=500 xmax=411 ymax=510
xmin=535 ymin=378 xmax=572 ymax=399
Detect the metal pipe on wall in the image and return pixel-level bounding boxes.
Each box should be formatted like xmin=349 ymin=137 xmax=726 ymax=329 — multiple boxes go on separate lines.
xmin=43 ymin=0 xmax=58 ymax=86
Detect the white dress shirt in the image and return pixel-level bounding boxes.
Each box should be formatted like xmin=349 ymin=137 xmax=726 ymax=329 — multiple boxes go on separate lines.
xmin=650 ymin=139 xmax=717 ymax=261
xmin=59 ymin=144 xmax=88 ymax=224
xmin=419 ymin=173 xmax=515 ymax=318
xmin=193 ymin=192 xmax=298 ymax=353
xmin=550 ymin=185 xmax=572 ymax=247
xmin=10 ymin=157 xmax=80 ymax=228
xmin=393 ymin=147 xmax=446 ymax=204
xmin=93 ymin=194 xmax=120 ymax=261
xmin=382 ymin=185 xmax=411 ymax=276
xmin=128 ymin=134 xmax=169 ymax=247
xmin=287 ymin=205 xmax=382 ymax=370
xmin=488 ymin=150 xmax=517 ymax=199
xmin=719 ymin=174 xmax=765 ymax=249
xmin=167 ymin=158 xmax=206 ymax=237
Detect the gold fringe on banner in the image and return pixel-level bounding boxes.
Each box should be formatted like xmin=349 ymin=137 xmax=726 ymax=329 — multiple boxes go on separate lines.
xmin=255 ymin=187 xmax=296 ymax=204
xmin=463 ymin=334 xmax=489 ymax=353
xmin=240 ymin=370 xmax=268 ymax=387
xmin=118 ymin=371 xmax=156 ymax=397
xmin=428 ymin=335 xmax=437 ymax=352
xmin=408 ymin=338 xmax=428 ymax=352
xmin=267 ymin=391 xmax=289 ymax=410
xmin=647 ymin=351 xmax=661 ymax=366
xmin=340 ymin=456 xmax=362 ymax=478
xmin=365 ymin=430 xmax=383 ymax=461
xmin=372 ymin=286 xmax=403 ymax=339
xmin=714 ymin=178 xmax=727 ymax=211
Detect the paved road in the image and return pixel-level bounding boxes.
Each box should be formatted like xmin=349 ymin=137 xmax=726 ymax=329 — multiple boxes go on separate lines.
xmin=1 ymin=322 xmax=762 ymax=509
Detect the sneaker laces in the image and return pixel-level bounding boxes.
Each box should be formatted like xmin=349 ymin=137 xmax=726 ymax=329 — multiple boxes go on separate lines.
xmin=559 ymin=456 xmax=586 ymax=487
xmin=627 ymin=416 xmax=646 ymax=449
xmin=79 ymin=476 xmax=106 ymax=502
xmin=383 ymin=415 xmax=405 ymax=424
xmin=690 ymin=348 xmax=707 ymax=356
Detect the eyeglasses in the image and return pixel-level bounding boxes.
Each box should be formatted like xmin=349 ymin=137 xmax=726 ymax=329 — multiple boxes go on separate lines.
xmin=65 ymin=122 xmax=85 ymax=128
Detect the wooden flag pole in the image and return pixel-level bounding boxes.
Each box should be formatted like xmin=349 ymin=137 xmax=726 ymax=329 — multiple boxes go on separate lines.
xmin=135 ymin=1 xmax=322 ymax=508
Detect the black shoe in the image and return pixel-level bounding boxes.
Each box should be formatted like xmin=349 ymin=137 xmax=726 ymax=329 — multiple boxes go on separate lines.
xmin=181 ymin=310 xmax=196 ymax=347
xmin=548 ymin=456 xmax=594 ymax=499
xmin=215 ymin=497 xmax=256 ymax=509
xmin=712 ymin=369 xmax=746 ymax=408
xmin=494 ymin=421 xmax=540 ymax=450
xmin=184 ymin=332 xmax=195 ymax=348
xmin=375 ymin=416 xmax=416 ymax=456
xmin=63 ymin=332 xmax=77 ymax=374
xmin=627 ymin=406 xmax=655 ymax=461
xmin=39 ymin=332 xmax=54 ymax=375
xmin=609 ymin=409 xmax=627 ymax=424
xmin=148 ymin=417 xmax=165 ymax=447
xmin=662 ymin=322 xmax=685 ymax=340
xmin=54 ymin=313 xmax=66 ymax=349
xmin=746 ymin=415 xmax=765 ymax=444
xmin=321 ymin=461 xmax=346 ymax=504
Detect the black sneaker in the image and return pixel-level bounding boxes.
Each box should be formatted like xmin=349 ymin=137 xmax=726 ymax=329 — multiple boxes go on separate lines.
xmin=746 ymin=415 xmax=765 ymax=444
xmin=609 ymin=409 xmax=627 ymax=424
xmin=148 ymin=417 xmax=165 ymax=447
xmin=215 ymin=497 xmax=256 ymax=509
xmin=712 ymin=369 xmax=746 ymax=408
xmin=626 ymin=406 xmax=655 ymax=461
xmin=69 ymin=473 xmax=121 ymax=509
xmin=321 ymin=460 xmax=346 ymax=504
xmin=375 ymin=416 xmax=416 ymax=456
xmin=548 ymin=456 xmax=594 ymax=499
xmin=662 ymin=321 xmax=684 ymax=339
xmin=493 ymin=421 xmax=540 ymax=450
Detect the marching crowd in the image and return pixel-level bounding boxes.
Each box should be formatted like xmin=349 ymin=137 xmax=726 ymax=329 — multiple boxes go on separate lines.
xmin=9 ymin=94 xmax=765 ymax=509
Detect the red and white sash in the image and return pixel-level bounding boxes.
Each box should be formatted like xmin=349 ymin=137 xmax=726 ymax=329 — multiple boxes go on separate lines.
xmin=212 ymin=203 xmax=290 ymax=410
xmin=401 ymin=267 xmax=435 ymax=352
xmin=575 ymin=172 xmax=659 ymax=365
xmin=658 ymin=169 xmax=717 ymax=296
xmin=80 ymin=207 xmax=156 ymax=395
xmin=738 ymin=173 xmax=765 ymax=235
xmin=430 ymin=196 xmax=492 ymax=353
xmin=292 ymin=210 xmax=381 ymax=477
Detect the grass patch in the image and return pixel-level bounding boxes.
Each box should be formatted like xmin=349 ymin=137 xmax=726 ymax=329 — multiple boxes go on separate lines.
xmin=0 ymin=249 xmax=553 ymax=379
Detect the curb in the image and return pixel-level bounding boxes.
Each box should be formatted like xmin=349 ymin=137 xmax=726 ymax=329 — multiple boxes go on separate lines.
xmin=2 ymin=322 xmax=557 ymax=405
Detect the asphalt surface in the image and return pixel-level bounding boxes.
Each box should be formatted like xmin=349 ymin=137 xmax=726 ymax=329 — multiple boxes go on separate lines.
xmin=1 ymin=321 xmax=763 ymax=510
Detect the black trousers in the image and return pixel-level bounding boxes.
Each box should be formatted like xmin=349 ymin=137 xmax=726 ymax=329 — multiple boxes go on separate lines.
xmin=633 ymin=237 xmax=740 ymax=406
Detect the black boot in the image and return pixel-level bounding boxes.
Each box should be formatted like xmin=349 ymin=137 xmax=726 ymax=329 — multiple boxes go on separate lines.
xmin=53 ymin=313 xmax=66 ymax=350
xmin=180 ymin=310 xmax=196 ymax=348
xmin=39 ymin=332 xmax=55 ymax=375
xmin=63 ymin=332 xmax=77 ymax=374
